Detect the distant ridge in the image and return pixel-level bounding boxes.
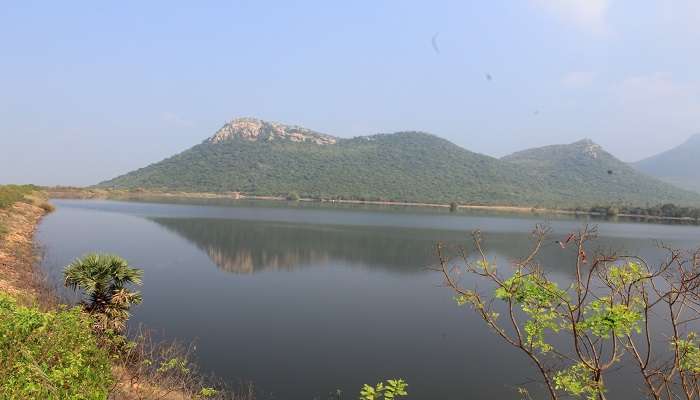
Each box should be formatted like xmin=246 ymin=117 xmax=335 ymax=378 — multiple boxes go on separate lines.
xmin=501 ymin=138 xmax=700 ymax=206
xmin=98 ymin=118 xmax=700 ymax=207
xmin=632 ymin=134 xmax=700 ymax=193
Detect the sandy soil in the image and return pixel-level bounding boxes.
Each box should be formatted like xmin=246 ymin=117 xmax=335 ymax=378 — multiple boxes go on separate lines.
xmin=0 ymin=201 xmax=50 ymax=303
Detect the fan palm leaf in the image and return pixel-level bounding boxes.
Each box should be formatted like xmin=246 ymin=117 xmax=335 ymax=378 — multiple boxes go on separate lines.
xmin=64 ymin=253 xmax=143 ymax=313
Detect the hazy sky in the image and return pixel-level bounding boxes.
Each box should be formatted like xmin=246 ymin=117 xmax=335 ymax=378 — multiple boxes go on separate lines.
xmin=2 ymin=0 xmax=700 ymax=186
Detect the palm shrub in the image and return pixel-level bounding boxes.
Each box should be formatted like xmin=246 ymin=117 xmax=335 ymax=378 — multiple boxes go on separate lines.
xmin=64 ymin=253 xmax=143 ymax=337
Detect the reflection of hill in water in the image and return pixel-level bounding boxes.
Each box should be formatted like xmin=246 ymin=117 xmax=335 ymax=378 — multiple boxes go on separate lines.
xmin=151 ymin=217 xmax=441 ymax=273
xmin=148 ymin=217 xmax=614 ymax=275
xmin=204 ymin=244 xmax=331 ymax=274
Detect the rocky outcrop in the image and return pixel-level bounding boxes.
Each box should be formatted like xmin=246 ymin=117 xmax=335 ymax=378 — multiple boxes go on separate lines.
xmin=207 ymin=117 xmax=337 ymax=145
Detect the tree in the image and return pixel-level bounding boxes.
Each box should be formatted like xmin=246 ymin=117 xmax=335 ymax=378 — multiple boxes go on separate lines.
xmin=434 ymin=224 xmax=700 ymax=400
xmin=64 ymin=253 xmax=143 ymax=334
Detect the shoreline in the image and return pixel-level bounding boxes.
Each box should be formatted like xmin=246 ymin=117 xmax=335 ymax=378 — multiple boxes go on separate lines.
xmin=46 ymin=187 xmax=594 ymax=216
xmin=46 ymin=187 xmax=700 ymax=224
xmin=0 ymin=196 xmax=51 ymax=305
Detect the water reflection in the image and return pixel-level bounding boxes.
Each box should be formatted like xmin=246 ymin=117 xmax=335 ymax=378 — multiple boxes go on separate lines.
xmin=38 ymin=200 xmax=700 ymax=400
xmin=150 ymin=217 xmax=532 ymax=273
xmin=149 ymin=217 xmax=676 ymax=280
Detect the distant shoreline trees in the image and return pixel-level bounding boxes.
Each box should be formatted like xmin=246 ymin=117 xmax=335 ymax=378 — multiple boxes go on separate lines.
xmin=587 ymin=203 xmax=700 ymax=220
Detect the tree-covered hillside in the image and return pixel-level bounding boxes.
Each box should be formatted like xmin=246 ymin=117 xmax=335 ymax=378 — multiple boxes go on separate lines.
xmin=100 ymin=131 xmax=542 ymax=205
xmin=98 ymin=118 xmax=700 ymax=207
xmin=501 ymin=139 xmax=700 ymax=206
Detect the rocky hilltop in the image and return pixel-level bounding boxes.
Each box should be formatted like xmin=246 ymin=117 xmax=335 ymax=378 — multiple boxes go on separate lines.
xmin=207 ymin=117 xmax=337 ymax=145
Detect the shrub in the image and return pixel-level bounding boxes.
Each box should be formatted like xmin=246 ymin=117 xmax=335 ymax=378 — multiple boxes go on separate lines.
xmin=0 ymin=293 xmax=113 ymax=399
xmin=286 ymin=192 xmax=301 ymax=201
xmin=0 ymin=185 xmax=37 ymax=209
xmin=360 ymin=379 xmax=408 ymax=400
xmin=37 ymin=201 xmax=55 ymax=213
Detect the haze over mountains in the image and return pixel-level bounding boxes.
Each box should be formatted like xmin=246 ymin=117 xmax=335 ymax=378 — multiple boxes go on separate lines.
xmin=98 ymin=118 xmax=700 ymax=208
xmin=633 ymin=134 xmax=700 ymax=194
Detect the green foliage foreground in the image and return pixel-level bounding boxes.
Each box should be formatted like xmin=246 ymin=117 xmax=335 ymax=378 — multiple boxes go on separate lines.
xmin=360 ymin=379 xmax=408 ymax=400
xmin=438 ymin=225 xmax=700 ymax=400
xmin=0 ymin=293 xmax=113 ymax=399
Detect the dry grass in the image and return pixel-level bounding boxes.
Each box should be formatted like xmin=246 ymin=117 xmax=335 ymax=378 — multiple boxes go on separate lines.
xmin=45 ymin=186 xmax=115 ymax=199
xmin=23 ymin=191 xmax=56 ymax=213
xmin=38 ymin=200 xmax=56 ymax=213
xmin=110 ymin=328 xmax=255 ymax=400
xmin=0 ymin=186 xmax=55 ymax=305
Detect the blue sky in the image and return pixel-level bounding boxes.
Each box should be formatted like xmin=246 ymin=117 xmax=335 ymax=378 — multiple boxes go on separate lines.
xmin=2 ymin=0 xmax=700 ymax=185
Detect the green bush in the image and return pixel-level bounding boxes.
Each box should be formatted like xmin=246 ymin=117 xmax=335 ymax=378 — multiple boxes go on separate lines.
xmin=360 ymin=379 xmax=408 ymax=400
xmin=0 ymin=293 xmax=113 ymax=399
xmin=286 ymin=191 xmax=301 ymax=201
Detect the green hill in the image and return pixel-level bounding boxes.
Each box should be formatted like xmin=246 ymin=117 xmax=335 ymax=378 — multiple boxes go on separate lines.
xmin=98 ymin=118 xmax=700 ymax=207
xmin=632 ymin=134 xmax=700 ymax=193
xmin=501 ymin=139 xmax=700 ymax=207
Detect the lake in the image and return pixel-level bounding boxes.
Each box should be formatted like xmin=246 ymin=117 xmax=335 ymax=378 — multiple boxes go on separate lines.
xmin=37 ymin=199 xmax=700 ymax=399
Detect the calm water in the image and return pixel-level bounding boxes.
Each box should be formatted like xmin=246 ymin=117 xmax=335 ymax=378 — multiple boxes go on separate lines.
xmin=38 ymin=199 xmax=700 ymax=399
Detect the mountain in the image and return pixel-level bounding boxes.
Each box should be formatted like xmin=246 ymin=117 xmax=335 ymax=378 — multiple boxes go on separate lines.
xmin=632 ymin=134 xmax=700 ymax=193
xmin=99 ymin=118 xmax=542 ymax=205
xmin=501 ymin=139 xmax=700 ymax=207
xmin=98 ymin=118 xmax=700 ymax=207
